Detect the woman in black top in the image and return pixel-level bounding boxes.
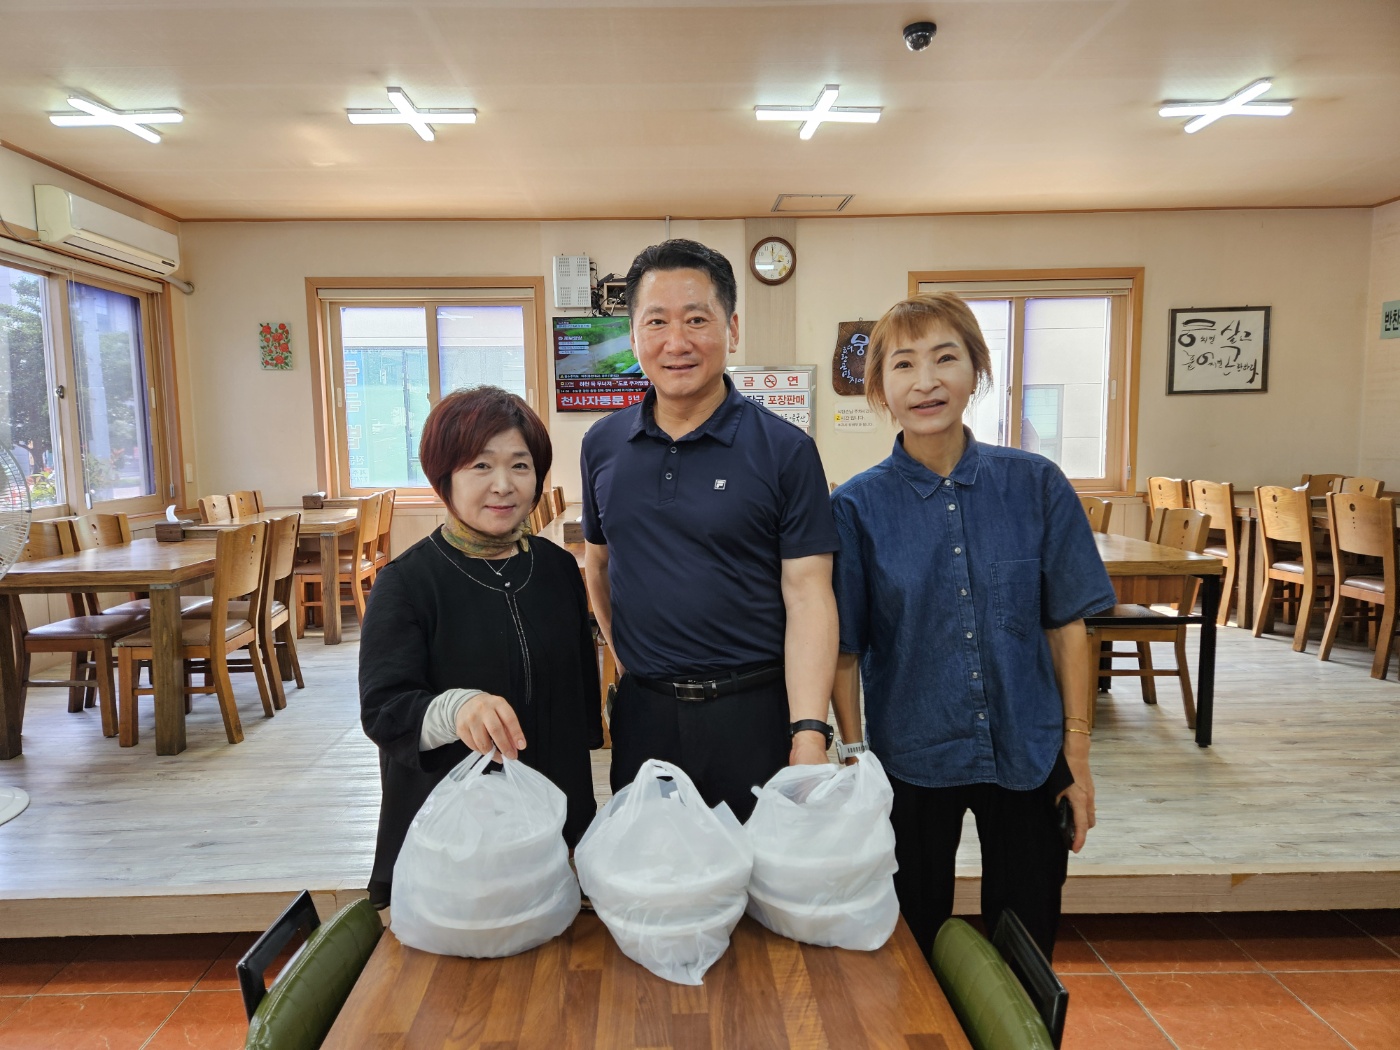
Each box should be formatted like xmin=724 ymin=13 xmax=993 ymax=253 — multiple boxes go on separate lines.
xmin=359 ymin=386 xmax=602 ymax=907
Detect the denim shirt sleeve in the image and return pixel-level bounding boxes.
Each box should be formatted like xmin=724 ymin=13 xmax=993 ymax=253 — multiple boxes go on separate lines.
xmin=831 ymin=499 xmax=868 ymax=654
xmin=1039 ymin=467 xmax=1118 ymax=628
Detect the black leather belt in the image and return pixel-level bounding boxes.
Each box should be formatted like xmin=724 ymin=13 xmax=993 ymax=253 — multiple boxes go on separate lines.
xmin=632 ymin=663 xmax=784 ymax=701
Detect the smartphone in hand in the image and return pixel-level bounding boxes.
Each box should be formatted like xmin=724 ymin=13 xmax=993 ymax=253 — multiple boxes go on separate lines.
xmin=1056 ymin=796 xmax=1076 ymax=849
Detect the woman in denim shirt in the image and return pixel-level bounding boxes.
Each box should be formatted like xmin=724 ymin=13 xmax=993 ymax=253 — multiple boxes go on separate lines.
xmin=831 ymin=293 xmax=1117 ymax=961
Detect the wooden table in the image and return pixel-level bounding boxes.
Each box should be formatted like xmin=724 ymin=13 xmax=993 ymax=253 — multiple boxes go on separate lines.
xmin=322 ymin=915 xmax=972 ymax=1050
xmin=1090 ymin=534 xmax=1224 ymax=747
xmin=536 ymin=504 xmax=584 ymax=567
xmin=0 ymin=538 xmax=218 ymax=758
xmin=184 ymin=506 xmax=359 ymax=644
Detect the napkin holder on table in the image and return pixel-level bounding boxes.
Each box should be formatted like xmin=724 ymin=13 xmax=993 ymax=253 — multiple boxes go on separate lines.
xmin=302 ymin=492 xmax=326 ymax=509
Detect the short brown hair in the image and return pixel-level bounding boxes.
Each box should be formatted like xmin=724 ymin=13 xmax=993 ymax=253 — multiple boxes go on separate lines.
xmin=418 ymin=387 xmax=552 ymax=508
xmin=864 ymin=293 xmax=994 ymax=413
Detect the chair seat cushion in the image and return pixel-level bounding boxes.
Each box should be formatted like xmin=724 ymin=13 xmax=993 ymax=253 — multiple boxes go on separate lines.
xmin=116 ymin=618 xmax=256 ymax=648
xmin=107 ymin=596 xmax=214 ymax=616
xmin=1269 ymin=559 xmax=1334 ymax=577
xmin=26 ymin=613 xmax=151 ymax=642
xmin=293 ymin=554 xmax=373 ymax=575
xmin=1341 ymin=575 xmax=1386 ymax=594
xmin=1202 ymin=544 xmax=1231 ymax=560
xmin=185 ymin=600 xmax=287 ymax=620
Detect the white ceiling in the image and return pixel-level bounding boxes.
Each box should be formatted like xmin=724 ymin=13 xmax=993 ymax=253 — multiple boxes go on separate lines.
xmin=1 ymin=0 xmax=1397 ymax=221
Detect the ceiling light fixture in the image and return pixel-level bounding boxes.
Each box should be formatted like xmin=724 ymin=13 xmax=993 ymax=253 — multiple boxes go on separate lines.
xmin=48 ymin=95 xmax=183 ymax=144
xmin=346 ymin=87 xmax=477 ymax=142
xmin=1158 ymin=78 xmax=1293 ymax=134
xmin=755 ymin=85 xmax=881 ymax=141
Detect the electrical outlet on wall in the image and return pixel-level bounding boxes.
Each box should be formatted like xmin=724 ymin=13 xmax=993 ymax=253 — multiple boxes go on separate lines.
xmin=184 ymin=463 xmax=194 ymax=483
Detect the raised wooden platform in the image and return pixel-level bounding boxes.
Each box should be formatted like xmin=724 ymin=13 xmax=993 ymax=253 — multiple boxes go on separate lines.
xmin=1 ymin=623 xmax=1397 ymax=937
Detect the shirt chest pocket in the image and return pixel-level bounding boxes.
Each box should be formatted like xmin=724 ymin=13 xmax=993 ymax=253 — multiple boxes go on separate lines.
xmin=992 ymin=559 xmax=1042 ymax=638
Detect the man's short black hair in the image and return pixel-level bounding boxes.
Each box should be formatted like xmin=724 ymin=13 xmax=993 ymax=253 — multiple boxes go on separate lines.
xmin=624 ymin=239 xmax=738 ymax=320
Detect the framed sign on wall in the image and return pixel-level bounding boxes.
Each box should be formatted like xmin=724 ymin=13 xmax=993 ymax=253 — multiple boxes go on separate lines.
xmin=1167 ymin=306 xmax=1270 ymax=394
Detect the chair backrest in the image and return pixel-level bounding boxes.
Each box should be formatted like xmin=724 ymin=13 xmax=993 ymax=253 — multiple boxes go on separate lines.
xmin=1255 ymin=484 xmax=1316 ymax=547
xmin=1299 ymin=473 xmax=1344 ymax=499
xmin=1337 ymin=476 xmax=1385 ymax=497
xmin=200 ymin=494 xmax=233 ymax=524
xmin=210 ymin=523 xmax=268 ymax=632
xmin=231 ymin=491 xmax=260 ymax=520
xmin=1148 ymin=507 xmax=1211 ymax=554
xmin=551 ymin=486 xmax=566 ymax=516
xmin=1146 ymin=477 xmax=1189 ymax=511
xmin=262 ymin=514 xmax=303 ymax=619
xmin=253 ymin=489 xmax=266 ymax=512
xmin=70 ymin=512 xmax=133 ymax=550
xmin=1078 ymin=496 xmax=1111 ymax=534
xmin=1188 ymin=480 xmax=1237 ymax=554
xmin=992 ymin=911 xmax=1068 ymax=1049
xmin=931 ymin=918 xmax=1056 ymax=1050
xmin=20 ymin=519 xmax=75 ymax=561
xmin=355 ymin=493 xmax=382 ymax=562
xmin=242 ymin=896 xmax=383 ymax=1050
xmin=375 ymin=490 xmax=395 ymax=557
xmin=1327 ymin=492 xmax=1397 ymax=563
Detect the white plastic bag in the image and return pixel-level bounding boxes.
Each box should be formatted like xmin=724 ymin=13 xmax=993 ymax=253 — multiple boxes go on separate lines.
xmin=575 ymin=759 xmax=753 ymax=985
xmin=391 ymin=750 xmax=580 ymax=958
xmin=743 ymin=751 xmax=899 ymax=950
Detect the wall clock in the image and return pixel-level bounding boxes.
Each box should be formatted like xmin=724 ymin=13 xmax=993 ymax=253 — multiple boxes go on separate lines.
xmin=749 ymin=236 xmax=796 ymax=285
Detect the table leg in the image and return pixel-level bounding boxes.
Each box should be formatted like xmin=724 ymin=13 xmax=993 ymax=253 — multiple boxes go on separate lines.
xmin=150 ymin=585 xmax=187 ymax=756
xmin=320 ymin=533 xmax=342 ymax=645
xmin=1235 ymin=517 xmax=1255 ymax=630
xmin=0 ymin=596 xmax=22 ymax=759
xmin=1195 ymin=574 xmax=1221 ymax=748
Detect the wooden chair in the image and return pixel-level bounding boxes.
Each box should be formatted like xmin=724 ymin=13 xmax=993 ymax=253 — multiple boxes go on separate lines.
xmin=1078 ymin=496 xmax=1112 ymax=534
xmin=1188 ymin=480 xmax=1239 ymax=626
xmin=1146 ymin=477 xmax=1189 ymax=511
xmin=930 ymin=918 xmax=1056 ymax=1050
xmin=188 ymin=513 xmax=305 ymax=709
xmin=1253 ymin=485 xmax=1334 ymax=652
xmin=1299 ymin=474 xmax=1345 ymax=499
xmin=231 ymin=490 xmax=260 ymax=520
xmin=1335 ymin=477 xmax=1385 ymax=497
xmin=7 ymin=520 xmax=147 ymax=739
xmin=373 ymin=489 xmax=396 ymax=573
xmin=116 ymin=522 xmax=274 ymax=746
xmin=70 ymin=512 xmax=214 ymax=622
xmin=1091 ymin=508 xmax=1211 ymax=729
xmin=551 ymin=486 xmax=566 ymax=517
xmin=294 ymin=493 xmax=382 ymax=634
xmin=1320 ymin=492 xmax=1398 ymax=680
xmin=199 ymin=494 xmax=233 ymax=524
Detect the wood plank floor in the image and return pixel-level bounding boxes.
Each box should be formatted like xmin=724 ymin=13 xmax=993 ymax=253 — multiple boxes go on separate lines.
xmin=1 ymin=621 xmax=1397 ymax=937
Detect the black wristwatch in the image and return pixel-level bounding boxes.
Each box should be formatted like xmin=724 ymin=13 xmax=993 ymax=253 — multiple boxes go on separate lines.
xmin=789 ymin=719 xmax=834 ymax=748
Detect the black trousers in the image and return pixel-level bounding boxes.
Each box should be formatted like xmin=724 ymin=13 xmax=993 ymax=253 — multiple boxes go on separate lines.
xmin=608 ymin=671 xmax=789 ymax=823
xmin=889 ymin=762 xmax=1070 ymax=962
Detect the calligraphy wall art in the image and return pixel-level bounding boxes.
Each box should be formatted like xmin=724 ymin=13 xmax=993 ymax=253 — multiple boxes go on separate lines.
xmin=831 ymin=320 xmax=874 ymax=396
xmin=1167 ymin=306 xmax=1269 ymax=394
xmin=259 ymin=322 xmax=292 ymax=371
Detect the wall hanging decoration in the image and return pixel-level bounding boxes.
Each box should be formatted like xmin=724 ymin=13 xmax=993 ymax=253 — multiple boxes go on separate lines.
xmin=260 ymin=322 xmax=292 ymax=370
xmin=1167 ymin=306 xmax=1269 ymax=394
xmin=831 ymin=320 xmax=874 ymax=396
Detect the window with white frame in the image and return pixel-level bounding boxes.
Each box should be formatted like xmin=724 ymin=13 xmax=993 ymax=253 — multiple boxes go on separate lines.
xmin=1 ymin=256 xmax=168 ymax=513
xmin=914 ymin=271 xmax=1141 ymax=492
xmin=315 ymin=282 xmax=545 ymax=496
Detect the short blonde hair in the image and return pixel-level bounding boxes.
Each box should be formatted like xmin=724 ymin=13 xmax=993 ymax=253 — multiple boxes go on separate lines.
xmin=865 ymin=292 xmax=994 ymax=413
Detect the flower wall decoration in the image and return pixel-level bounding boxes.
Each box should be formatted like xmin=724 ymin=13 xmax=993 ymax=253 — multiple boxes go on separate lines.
xmin=260 ymin=322 xmax=292 ymax=370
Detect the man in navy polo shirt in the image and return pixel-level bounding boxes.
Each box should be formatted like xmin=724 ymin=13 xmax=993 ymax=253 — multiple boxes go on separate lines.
xmin=581 ymin=239 xmax=839 ymax=822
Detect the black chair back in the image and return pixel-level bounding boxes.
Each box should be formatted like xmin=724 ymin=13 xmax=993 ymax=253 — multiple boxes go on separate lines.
xmin=237 ymin=889 xmax=320 ymax=1019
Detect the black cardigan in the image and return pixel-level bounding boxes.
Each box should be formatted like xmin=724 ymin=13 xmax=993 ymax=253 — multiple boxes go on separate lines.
xmin=359 ymin=529 xmax=602 ymax=904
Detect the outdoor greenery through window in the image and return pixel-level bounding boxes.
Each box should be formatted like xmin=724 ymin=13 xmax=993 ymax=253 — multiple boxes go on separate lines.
xmin=326 ymin=293 xmax=536 ymax=495
xmin=1 ymin=257 xmax=163 ymax=514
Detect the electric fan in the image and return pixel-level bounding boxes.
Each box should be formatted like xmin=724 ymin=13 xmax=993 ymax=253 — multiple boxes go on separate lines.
xmin=0 ymin=447 xmax=31 ymax=825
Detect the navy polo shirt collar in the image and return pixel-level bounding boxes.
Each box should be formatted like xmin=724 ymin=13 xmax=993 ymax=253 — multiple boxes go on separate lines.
xmin=891 ymin=426 xmax=982 ymax=498
xmin=628 ymin=375 xmax=745 ymax=446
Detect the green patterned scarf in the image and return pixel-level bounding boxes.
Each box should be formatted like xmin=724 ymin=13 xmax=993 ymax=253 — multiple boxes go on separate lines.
xmin=440 ymin=514 xmax=531 ymax=560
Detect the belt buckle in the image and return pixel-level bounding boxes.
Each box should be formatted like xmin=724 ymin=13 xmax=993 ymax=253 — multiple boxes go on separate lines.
xmin=674 ymin=681 xmax=710 ymax=701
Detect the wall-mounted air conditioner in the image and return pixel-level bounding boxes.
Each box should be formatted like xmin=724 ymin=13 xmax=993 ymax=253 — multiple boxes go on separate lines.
xmin=33 ymin=185 xmax=180 ymax=276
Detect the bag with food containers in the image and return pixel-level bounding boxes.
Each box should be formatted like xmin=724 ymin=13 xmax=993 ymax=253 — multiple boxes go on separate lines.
xmin=575 ymin=759 xmax=753 ymax=985
xmin=743 ymin=750 xmax=899 ymax=951
xmin=391 ymin=750 xmax=580 ymax=958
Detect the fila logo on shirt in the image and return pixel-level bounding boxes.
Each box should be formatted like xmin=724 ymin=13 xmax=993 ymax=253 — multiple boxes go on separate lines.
xmin=714 ymin=479 xmax=727 ymax=490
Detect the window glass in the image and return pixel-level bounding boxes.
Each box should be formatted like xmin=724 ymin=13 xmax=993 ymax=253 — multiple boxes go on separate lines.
xmin=0 ymin=264 xmax=62 ymax=506
xmin=436 ymin=305 xmax=526 ymax=398
xmin=68 ymin=282 xmax=154 ymax=504
xmin=340 ymin=306 xmax=429 ymax=489
xmin=1022 ymin=297 xmax=1109 ymax=478
xmin=964 ymin=298 xmax=1011 ymax=447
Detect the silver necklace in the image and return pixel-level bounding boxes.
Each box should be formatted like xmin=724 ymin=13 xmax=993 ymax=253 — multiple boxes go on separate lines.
xmin=478 ymin=546 xmax=518 ymax=578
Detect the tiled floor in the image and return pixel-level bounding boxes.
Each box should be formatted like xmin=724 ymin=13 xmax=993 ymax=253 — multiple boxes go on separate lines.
xmin=0 ymin=911 xmax=1397 ymax=1049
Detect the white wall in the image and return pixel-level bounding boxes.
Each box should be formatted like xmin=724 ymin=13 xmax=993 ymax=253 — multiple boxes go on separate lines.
xmin=0 ymin=146 xmax=178 ymax=237
xmin=1360 ymin=200 xmax=1400 ymax=483
xmin=176 ymin=208 xmax=1372 ymax=504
